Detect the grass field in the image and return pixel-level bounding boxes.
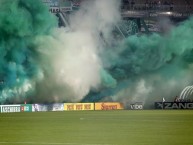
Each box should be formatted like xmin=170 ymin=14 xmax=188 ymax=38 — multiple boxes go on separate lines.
xmin=0 ymin=110 xmax=193 ymax=145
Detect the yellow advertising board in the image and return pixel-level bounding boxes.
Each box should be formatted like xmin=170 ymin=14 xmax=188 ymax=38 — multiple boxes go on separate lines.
xmin=95 ymin=102 xmax=124 ymax=110
xmin=64 ymin=103 xmax=94 ymax=111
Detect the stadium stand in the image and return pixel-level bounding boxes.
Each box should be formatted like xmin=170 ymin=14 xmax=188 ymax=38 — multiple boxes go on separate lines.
xmin=48 ymin=0 xmax=193 ymax=13
xmin=121 ymin=0 xmax=193 ymax=12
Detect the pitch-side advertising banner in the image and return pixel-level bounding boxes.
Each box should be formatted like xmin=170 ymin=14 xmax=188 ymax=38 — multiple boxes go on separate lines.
xmin=130 ymin=102 xmax=143 ymax=110
xmin=95 ymin=102 xmax=124 ymax=110
xmin=0 ymin=104 xmax=32 ymax=113
xmin=155 ymin=102 xmax=193 ymax=109
xmin=32 ymin=104 xmax=47 ymax=112
xmin=0 ymin=105 xmax=21 ymax=113
xmin=32 ymin=103 xmax=64 ymax=112
xmin=64 ymin=103 xmax=94 ymax=111
xmin=21 ymin=104 xmax=32 ymax=112
xmin=51 ymin=103 xmax=64 ymax=111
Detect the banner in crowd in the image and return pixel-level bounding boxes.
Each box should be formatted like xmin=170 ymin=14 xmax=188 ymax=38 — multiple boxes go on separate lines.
xmin=155 ymin=102 xmax=193 ymax=109
xmin=0 ymin=104 xmax=32 ymax=113
xmin=95 ymin=102 xmax=124 ymax=110
xmin=64 ymin=103 xmax=94 ymax=111
xmin=32 ymin=103 xmax=64 ymax=112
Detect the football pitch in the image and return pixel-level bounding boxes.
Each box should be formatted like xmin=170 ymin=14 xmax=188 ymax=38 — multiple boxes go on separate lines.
xmin=0 ymin=110 xmax=193 ymax=145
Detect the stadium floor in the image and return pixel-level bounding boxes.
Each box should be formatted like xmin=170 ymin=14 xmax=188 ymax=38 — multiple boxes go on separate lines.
xmin=0 ymin=110 xmax=193 ymax=145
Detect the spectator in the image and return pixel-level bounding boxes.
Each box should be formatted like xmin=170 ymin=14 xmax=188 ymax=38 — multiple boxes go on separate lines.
xmin=131 ymin=0 xmax=135 ymax=10
xmin=170 ymin=1 xmax=174 ymax=11
xmin=145 ymin=1 xmax=149 ymax=10
xmin=174 ymin=96 xmax=179 ymax=102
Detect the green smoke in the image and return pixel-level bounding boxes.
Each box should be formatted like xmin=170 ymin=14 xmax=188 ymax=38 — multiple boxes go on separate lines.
xmin=114 ymin=17 xmax=193 ymax=78
xmin=1 ymin=0 xmax=193 ymax=106
xmin=89 ymin=16 xmax=193 ymax=106
xmin=0 ymin=0 xmax=57 ymax=103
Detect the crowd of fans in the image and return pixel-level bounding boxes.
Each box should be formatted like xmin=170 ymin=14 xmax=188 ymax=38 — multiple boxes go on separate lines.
xmin=144 ymin=0 xmax=174 ymax=11
xmin=174 ymin=96 xmax=193 ymax=102
xmin=57 ymin=0 xmax=193 ymax=12
xmin=70 ymin=0 xmax=82 ymax=7
xmin=121 ymin=0 xmax=193 ymax=12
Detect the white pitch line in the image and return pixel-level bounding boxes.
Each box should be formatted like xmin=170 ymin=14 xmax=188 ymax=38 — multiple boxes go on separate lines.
xmin=0 ymin=142 xmax=114 ymax=145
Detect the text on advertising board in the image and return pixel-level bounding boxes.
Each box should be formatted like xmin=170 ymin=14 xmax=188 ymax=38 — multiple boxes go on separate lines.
xmin=155 ymin=102 xmax=193 ymax=109
xmin=0 ymin=105 xmax=20 ymax=113
xmin=95 ymin=102 xmax=124 ymax=110
xmin=64 ymin=103 xmax=94 ymax=111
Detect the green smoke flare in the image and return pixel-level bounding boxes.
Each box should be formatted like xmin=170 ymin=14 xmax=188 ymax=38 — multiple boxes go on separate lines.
xmin=0 ymin=0 xmax=57 ymax=103
xmin=1 ymin=0 xmax=193 ymax=106
xmin=88 ymin=16 xmax=193 ymax=106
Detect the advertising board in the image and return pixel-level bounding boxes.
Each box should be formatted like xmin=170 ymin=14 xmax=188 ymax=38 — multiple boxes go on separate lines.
xmin=0 ymin=104 xmax=33 ymax=113
xmin=32 ymin=103 xmax=64 ymax=112
xmin=32 ymin=104 xmax=48 ymax=112
xmin=130 ymin=102 xmax=143 ymax=110
xmin=0 ymin=105 xmax=21 ymax=113
xmin=51 ymin=103 xmax=64 ymax=111
xmin=95 ymin=102 xmax=124 ymax=110
xmin=21 ymin=104 xmax=32 ymax=112
xmin=64 ymin=103 xmax=94 ymax=111
xmin=155 ymin=102 xmax=193 ymax=109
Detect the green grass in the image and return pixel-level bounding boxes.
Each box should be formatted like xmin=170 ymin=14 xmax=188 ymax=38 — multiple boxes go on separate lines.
xmin=0 ymin=110 xmax=193 ymax=145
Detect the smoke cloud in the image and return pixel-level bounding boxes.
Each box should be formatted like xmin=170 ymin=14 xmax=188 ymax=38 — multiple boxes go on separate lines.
xmin=1 ymin=0 xmax=193 ymax=107
xmin=0 ymin=0 xmax=121 ymax=103
xmin=93 ymin=17 xmax=193 ymax=108
xmin=0 ymin=0 xmax=57 ymax=103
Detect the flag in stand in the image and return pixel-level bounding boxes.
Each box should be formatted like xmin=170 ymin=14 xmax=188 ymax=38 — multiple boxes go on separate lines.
xmin=163 ymin=97 xmax=165 ymax=102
